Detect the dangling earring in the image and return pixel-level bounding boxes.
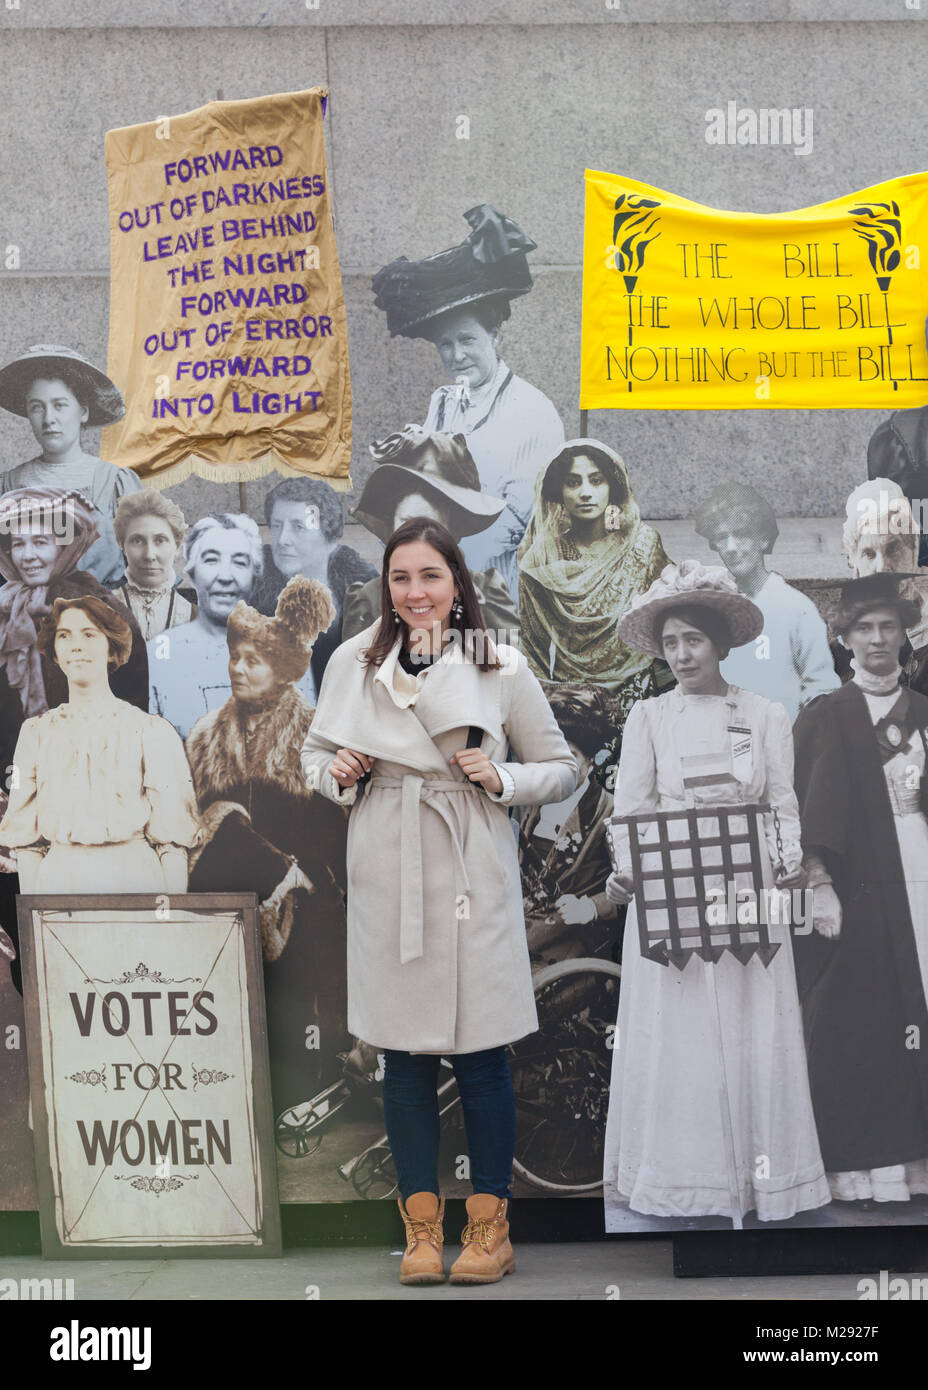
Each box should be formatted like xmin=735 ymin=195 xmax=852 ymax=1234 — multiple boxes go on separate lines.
xmin=452 ymin=597 xmax=463 ymax=618
xmin=391 ymin=606 xmax=400 ymax=624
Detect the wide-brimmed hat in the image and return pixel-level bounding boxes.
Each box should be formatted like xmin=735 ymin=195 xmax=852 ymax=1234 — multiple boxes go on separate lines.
xmin=227 ymin=576 xmax=335 ymax=687
xmin=831 ymin=572 xmax=922 ymax=639
xmin=617 ymin=560 xmax=764 ymax=658
xmin=0 ymin=345 xmax=124 ymax=425
xmin=372 ymin=205 xmax=536 ymax=339
xmin=351 ymin=426 xmax=505 ymax=544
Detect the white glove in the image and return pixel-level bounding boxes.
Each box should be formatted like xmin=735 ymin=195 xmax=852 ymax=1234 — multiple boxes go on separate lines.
xmin=555 ymin=893 xmax=597 ymax=925
xmin=812 ymin=882 xmax=842 ymax=939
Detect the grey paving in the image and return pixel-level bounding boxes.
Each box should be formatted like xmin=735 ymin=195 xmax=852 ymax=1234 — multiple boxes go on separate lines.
xmin=0 ymin=1239 xmax=870 ymax=1299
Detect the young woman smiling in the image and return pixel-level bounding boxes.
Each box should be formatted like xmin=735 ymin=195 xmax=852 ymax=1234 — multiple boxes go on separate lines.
xmin=300 ymin=518 xmax=577 ymax=1285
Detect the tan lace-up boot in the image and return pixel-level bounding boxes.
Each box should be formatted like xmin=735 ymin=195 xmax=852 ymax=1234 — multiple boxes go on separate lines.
xmin=398 ymin=1192 xmax=446 ymax=1285
xmin=449 ymin=1194 xmax=514 ymax=1284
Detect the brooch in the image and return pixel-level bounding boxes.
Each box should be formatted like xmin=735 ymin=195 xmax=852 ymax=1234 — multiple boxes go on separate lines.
xmin=886 ymin=724 xmax=903 ymax=747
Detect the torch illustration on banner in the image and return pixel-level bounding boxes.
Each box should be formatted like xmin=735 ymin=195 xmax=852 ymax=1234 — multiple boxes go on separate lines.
xmin=850 ymin=199 xmax=903 ymax=389
xmin=610 ymin=195 xmax=662 ymax=381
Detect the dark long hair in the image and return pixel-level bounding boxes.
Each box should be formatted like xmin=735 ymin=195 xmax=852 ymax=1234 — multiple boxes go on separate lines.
xmin=540 ymin=443 xmax=628 ymax=508
xmin=361 ymin=517 xmax=501 ymax=670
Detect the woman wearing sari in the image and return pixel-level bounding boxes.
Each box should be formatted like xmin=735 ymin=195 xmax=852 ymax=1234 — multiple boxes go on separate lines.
xmin=518 ymin=441 xmax=672 ymax=718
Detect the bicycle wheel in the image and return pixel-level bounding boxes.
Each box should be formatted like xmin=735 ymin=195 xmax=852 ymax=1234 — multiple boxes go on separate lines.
xmin=347 ymin=1144 xmax=398 ymax=1200
xmin=510 ymin=957 xmax=621 ymax=1193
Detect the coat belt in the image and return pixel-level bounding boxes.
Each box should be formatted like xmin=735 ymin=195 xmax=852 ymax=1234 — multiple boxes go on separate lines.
xmin=370 ymin=774 xmax=477 ymax=964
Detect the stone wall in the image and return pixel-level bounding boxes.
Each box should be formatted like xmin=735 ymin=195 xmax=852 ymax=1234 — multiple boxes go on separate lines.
xmin=1 ymin=2 xmax=926 ymax=526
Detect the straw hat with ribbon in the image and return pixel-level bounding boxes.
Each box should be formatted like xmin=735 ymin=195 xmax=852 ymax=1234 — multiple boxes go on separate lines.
xmin=617 ymin=560 xmax=765 ymax=659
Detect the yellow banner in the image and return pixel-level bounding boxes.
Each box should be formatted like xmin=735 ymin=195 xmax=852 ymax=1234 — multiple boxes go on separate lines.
xmin=580 ymin=169 xmax=928 ymax=411
xmin=102 ymin=88 xmax=352 ymax=486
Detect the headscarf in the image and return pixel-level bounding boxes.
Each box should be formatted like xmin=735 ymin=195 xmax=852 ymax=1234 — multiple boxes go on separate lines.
xmin=517 ymin=440 xmax=670 ymax=692
xmin=0 ymin=487 xmax=100 ymax=717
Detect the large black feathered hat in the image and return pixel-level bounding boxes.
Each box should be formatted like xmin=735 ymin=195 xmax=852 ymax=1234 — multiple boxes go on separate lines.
xmin=372 ymin=205 xmax=536 ymax=339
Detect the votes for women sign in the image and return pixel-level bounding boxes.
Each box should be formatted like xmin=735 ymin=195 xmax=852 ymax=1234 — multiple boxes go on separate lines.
xmin=19 ymin=897 xmax=280 ymax=1258
xmin=101 ymin=88 xmax=352 ymax=487
xmin=580 ymin=169 xmax=928 ymax=410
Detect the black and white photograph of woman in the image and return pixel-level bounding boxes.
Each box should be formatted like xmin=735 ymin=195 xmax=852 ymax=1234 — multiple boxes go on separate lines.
xmin=112 ymin=489 xmax=196 ymax=640
xmin=300 ymin=517 xmax=577 ymax=1284
xmin=371 ymin=205 xmax=565 ymax=604
xmin=793 ymin=573 xmax=928 ymax=1211
xmin=341 ymin=425 xmax=518 ymax=646
xmin=693 ymin=480 xmax=839 ymax=723
xmin=185 ymin=576 xmax=351 ymax=1113
xmin=602 ymin=561 xmax=830 ymax=1230
xmin=0 ymin=486 xmax=149 ymax=779
xmin=0 ymin=594 xmax=198 ymax=894
xmin=518 ymin=440 xmax=671 ymax=719
xmin=0 ymin=345 xmax=142 ymax=587
xmin=250 ymin=475 xmax=376 ymax=694
xmin=836 ymin=478 xmax=928 ymax=695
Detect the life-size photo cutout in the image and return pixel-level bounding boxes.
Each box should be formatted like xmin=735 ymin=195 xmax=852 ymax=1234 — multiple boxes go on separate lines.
xmin=693 ymin=479 xmax=840 ymax=722
xmin=0 ymin=592 xmax=195 ymax=895
xmin=0 ymin=345 xmax=139 ymax=587
xmin=791 ymin=574 xmax=928 ymax=1209
xmin=112 ymin=489 xmax=197 ymax=641
xmin=372 ymin=205 xmax=565 ymax=604
xmin=518 ymin=439 xmax=672 ymax=718
xmin=18 ymin=895 xmax=281 ymax=1258
xmin=602 ymin=562 xmax=832 ymax=1232
xmin=148 ymin=510 xmax=286 ymax=740
xmin=250 ymin=476 xmax=376 ymax=695
xmin=184 ymin=576 xmax=351 ymax=1119
xmin=790 ymin=477 xmax=928 ymax=695
xmin=344 ymin=426 xmax=518 ymax=647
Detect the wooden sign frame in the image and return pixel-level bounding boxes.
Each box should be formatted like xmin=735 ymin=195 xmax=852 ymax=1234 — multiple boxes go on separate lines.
xmin=17 ymin=893 xmax=281 ymax=1259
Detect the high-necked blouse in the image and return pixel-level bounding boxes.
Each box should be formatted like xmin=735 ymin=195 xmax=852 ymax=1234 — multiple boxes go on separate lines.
xmin=0 ymin=700 xmax=200 ymax=852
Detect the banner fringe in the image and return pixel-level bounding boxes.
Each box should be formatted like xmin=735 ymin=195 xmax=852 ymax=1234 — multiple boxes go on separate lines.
xmin=136 ymin=453 xmax=353 ymax=493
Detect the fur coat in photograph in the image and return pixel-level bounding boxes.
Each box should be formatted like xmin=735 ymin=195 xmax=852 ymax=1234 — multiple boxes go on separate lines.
xmin=186 ymin=683 xmax=350 ymax=1109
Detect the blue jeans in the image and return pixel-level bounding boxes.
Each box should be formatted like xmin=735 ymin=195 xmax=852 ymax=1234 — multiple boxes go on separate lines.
xmin=382 ymin=1046 xmax=515 ymax=1201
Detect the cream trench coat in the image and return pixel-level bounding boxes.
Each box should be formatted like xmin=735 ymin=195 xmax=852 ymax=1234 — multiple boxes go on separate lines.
xmin=300 ymin=624 xmax=578 ymax=1053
